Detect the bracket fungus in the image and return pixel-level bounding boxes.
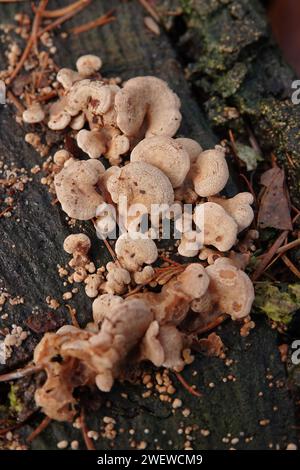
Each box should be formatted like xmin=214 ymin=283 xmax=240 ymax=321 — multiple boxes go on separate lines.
xmin=115 ymin=76 xmax=182 ymax=138
xmin=54 ymin=159 xmax=105 ymax=220
xmin=130 ymin=136 xmax=190 ymax=188
xmin=76 ymin=54 xmax=102 ymax=76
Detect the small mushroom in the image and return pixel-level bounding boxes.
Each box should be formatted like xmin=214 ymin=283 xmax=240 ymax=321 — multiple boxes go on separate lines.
xmin=205 ymin=257 xmax=255 ymax=319
xmin=85 ymin=273 xmax=103 ymax=298
xmin=194 ymin=202 xmax=238 ymax=251
xmin=22 ymin=102 xmax=45 ymax=124
xmin=106 ymin=162 xmax=174 ymax=229
xmin=115 ymin=76 xmax=181 ymax=138
xmin=76 ymin=55 xmax=102 ymax=76
xmin=103 ymin=261 xmax=131 ymax=294
xmin=92 ymin=294 xmax=124 ymax=325
xmin=209 ymin=192 xmax=254 ymax=232
xmin=57 ymin=68 xmax=82 ymax=90
xmin=70 ymin=112 xmax=86 ymax=130
xmin=48 ymin=97 xmax=71 ymax=130
xmin=133 ymin=265 xmax=155 ymax=284
xmin=105 ymin=131 xmax=130 ymax=166
xmin=192 ymin=145 xmax=229 ymax=197
xmin=130 ymin=136 xmax=190 ymax=188
xmin=54 ymin=159 xmax=105 ymax=220
xmin=141 ymin=321 xmax=184 ymax=370
xmin=63 ymin=233 xmax=91 ymax=255
xmin=178 ymin=230 xmax=201 ymax=258
xmin=53 ymin=149 xmax=71 ymax=167
xmin=76 ymin=129 xmax=107 ymax=159
xmin=115 ymin=233 xmax=158 ymax=272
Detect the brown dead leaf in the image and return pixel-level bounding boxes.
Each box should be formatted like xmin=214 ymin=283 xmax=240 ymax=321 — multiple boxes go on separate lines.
xmin=258 ymin=165 xmax=292 ymax=230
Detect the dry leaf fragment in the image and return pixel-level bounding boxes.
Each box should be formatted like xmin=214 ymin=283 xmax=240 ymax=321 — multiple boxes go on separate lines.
xmin=258 ymin=166 xmax=292 ymax=230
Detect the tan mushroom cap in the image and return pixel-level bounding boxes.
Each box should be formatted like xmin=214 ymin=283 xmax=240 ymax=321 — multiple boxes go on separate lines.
xmin=77 ymin=129 xmax=107 ymax=159
xmin=63 ymin=233 xmax=91 ymax=255
xmin=65 ymin=79 xmax=113 ymax=117
xmin=205 ymin=257 xmax=255 ymax=319
xmin=192 ymin=145 xmax=229 ymax=197
xmin=176 ymin=263 xmax=210 ymax=299
xmin=48 ymin=97 xmax=71 ymax=130
xmin=92 ymin=294 xmax=124 ymax=325
xmin=53 ymin=149 xmax=71 ymax=166
xmin=76 ymin=55 xmax=102 ymax=76
xmin=115 ymin=233 xmax=158 ymax=271
xmin=106 ymin=161 xmax=174 ymax=226
xmin=56 ymin=68 xmax=82 ymax=90
xmin=130 ymin=136 xmax=190 ymax=188
xmin=178 ymin=230 xmax=201 ymax=258
xmin=209 ymin=192 xmax=254 ymax=232
xmin=175 ymin=137 xmax=203 ymax=164
xmin=54 ymin=159 xmax=105 ymax=220
xmin=22 ymin=102 xmax=45 ymax=124
xmin=194 ymin=202 xmax=238 ymax=251
xmin=141 ymin=321 xmax=184 ymax=370
xmin=115 ymin=76 xmax=182 ymax=138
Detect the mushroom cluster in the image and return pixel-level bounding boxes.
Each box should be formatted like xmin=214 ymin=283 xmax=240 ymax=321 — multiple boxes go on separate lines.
xmin=23 ymin=55 xmax=257 ymax=421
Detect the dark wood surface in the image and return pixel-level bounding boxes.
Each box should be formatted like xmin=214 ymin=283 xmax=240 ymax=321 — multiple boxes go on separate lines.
xmin=0 ymin=0 xmax=297 ymax=450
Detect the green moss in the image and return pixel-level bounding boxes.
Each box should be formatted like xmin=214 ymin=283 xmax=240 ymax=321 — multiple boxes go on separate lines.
xmin=254 ymin=283 xmax=300 ymax=324
xmin=8 ymin=385 xmax=22 ymax=414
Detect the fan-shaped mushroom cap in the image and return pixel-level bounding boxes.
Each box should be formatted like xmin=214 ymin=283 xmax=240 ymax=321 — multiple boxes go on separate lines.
xmin=209 ymin=192 xmax=254 ymax=232
xmin=106 ymin=162 xmax=174 ymax=227
xmin=54 ymin=159 xmax=105 ymax=220
xmin=115 ymin=76 xmax=181 ymax=138
xmin=92 ymin=294 xmax=124 ymax=324
xmin=76 ymin=55 xmax=102 ymax=76
xmin=63 ymin=233 xmax=91 ymax=255
xmin=192 ymin=145 xmax=229 ymax=197
xmin=115 ymin=233 xmax=158 ymax=272
xmin=205 ymin=257 xmax=254 ymax=319
xmin=48 ymin=97 xmax=71 ymax=130
xmin=130 ymin=136 xmax=190 ymax=188
xmin=175 ymin=137 xmax=203 ymax=163
xmin=194 ymin=202 xmax=238 ymax=251
xmin=141 ymin=321 xmax=184 ymax=370
xmin=77 ymin=129 xmax=107 ymax=159
xmin=65 ymin=79 xmax=113 ymax=117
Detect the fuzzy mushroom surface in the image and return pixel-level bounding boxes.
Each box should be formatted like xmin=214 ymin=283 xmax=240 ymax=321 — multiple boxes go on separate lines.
xmin=192 ymin=145 xmax=229 ymax=197
xmin=54 ymin=159 xmax=105 ymax=220
xmin=130 ymin=136 xmax=190 ymax=188
xmin=115 ymin=76 xmax=182 ymax=138
xmin=115 ymin=233 xmax=158 ymax=272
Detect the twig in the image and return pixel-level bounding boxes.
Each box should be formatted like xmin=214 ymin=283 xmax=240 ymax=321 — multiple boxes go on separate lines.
xmin=6 ymin=90 xmax=26 ymax=113
xmin=282 ymin=255 xmax=300 ymax=279
xmin=80 ymin=410 xmax=95 ymax=450
xmin=38 ymin=0 xmax=91 ymax=37
xmin=251 ymin=230 xmax=289 ymax=281
xmin=159 ymin=255 xmax=182 ymax=267
xmin=70 ymin=10 xmax=116 ymax=35
xmin=7 ymin=0 xmax=48 ymax=85
xmin=27 ymin=416 xmax=51 ymax=443
xmin=66 ymin=304 xmax=80 ymax=328
xmin=32 ymin=0 xmax=89 ymax=18
xmin=0 ymin=0 xmax=29 ymax=3
xmin=138 ymin=0 xmax=160 ymax=23
xmin=276 ymin=238 xmax=300 ymax=255
xmin=194 ymin=314 xmax=228 ymax=335
xmin=174 ymin=372 xmax=202 ymax=397
xmin=0 ymin=364 xmax=41 ymax=382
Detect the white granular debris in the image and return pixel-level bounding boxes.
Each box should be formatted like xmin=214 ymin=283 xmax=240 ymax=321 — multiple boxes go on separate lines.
xmin=182 ymin=408 xmax=191 ymax=417
xmin=231 ymin=437 xmax=239 ymax=445
xmin=87 ymin=430 xmax=99 ymax=441
xmin=200 ymin=429 xmax=210 ymax=437
xmin=57 ymin=440 xmax=68 ymax=449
